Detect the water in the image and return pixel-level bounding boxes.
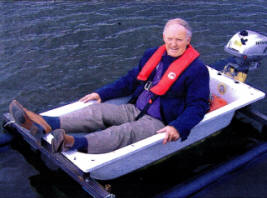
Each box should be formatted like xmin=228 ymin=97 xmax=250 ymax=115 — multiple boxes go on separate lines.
xmin=0 ymin=1 xmax=266 ymax=197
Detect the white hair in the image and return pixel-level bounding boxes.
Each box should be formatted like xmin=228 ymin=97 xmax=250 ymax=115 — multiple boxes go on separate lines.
xmin=163 ymin=18 xmax=192 ymax=38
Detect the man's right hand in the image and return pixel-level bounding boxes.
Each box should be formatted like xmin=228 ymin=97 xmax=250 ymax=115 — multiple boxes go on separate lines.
xmin=79 ymin=93 xmax=101 ymax=103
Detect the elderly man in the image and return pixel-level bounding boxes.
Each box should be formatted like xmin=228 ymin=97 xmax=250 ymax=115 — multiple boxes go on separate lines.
xmin=9 ymin=18 xmax=210 ymax=154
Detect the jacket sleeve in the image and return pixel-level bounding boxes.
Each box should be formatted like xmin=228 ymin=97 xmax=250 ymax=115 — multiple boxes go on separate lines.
xmin=95 ymin=47 xmax=158 ymax=102
xmin=168 ymin=63 xmax=210 ymax=140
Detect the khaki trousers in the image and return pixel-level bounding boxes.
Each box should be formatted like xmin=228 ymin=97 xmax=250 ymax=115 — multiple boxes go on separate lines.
xmin=60 ymin=103 xmax=165 ymax=153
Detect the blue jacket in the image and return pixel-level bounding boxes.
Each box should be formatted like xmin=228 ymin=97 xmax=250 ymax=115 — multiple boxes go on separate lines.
xmin=96 ymin=47 xmax=210 ymax=140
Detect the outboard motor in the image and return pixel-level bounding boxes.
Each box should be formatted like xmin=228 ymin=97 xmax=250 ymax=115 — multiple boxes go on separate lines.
xmin=214 ymin=30 xmax=267 ymax=82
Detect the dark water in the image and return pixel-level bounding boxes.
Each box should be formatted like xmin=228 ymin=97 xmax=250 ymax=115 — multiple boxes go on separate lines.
xmin=0 ymin=1 xmax=266 ymax=198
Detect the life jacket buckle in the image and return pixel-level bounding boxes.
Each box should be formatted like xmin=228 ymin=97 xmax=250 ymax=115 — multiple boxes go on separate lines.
xmin=144 ymin=81 xmax=152 ymax=91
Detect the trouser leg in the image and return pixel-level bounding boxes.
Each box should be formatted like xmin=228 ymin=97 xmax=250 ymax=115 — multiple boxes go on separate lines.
xmin=59 ymin=103 xmax=139 ymax=133
xmin=85 ymin=114 xmax=165 ymax=154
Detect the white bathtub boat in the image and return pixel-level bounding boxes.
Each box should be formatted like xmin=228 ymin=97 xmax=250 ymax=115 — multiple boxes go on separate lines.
xmin=38 ymin=66 xmax=265 ymax=180
xmin=2 ymin=30 xmax=266 ymax=197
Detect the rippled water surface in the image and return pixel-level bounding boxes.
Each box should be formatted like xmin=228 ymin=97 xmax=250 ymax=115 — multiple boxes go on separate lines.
xmin=0 ymin=1 xmax=266 ymax=198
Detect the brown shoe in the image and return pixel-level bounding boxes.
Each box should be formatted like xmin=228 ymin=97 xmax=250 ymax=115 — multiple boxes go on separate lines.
xmin=51 ymin=129 xmax=68 ymax=153
xmin=9 ymin=100 xmax=52 ymax=140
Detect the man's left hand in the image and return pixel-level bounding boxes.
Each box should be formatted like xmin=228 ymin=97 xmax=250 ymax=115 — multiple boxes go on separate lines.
xmin=157 ymin=126 xmax=180 ymax=144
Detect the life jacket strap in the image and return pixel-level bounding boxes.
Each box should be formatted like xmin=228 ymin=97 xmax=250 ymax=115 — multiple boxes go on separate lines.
xmin=135 ymin=94 xmax=158 ymax=120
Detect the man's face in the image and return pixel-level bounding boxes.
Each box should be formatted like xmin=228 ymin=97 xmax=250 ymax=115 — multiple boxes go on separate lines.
xmin=163 ymin=24 xmax=191 ymax=57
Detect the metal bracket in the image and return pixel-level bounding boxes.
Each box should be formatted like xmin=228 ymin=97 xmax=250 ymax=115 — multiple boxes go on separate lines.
xmin=144 ymin=81 xmax=152 ymax=91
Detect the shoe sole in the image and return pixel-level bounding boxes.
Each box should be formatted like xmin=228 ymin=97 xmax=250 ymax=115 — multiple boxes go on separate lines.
xmin=51 ymin=129 xmax=65 ymax=153
xmin=9 ymin=100 xmax=43 ymax=142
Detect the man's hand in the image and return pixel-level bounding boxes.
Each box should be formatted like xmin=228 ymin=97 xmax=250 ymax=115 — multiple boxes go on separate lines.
xmin=157 ymin=126 xmax=180 ymax=144
xmin=79 ymin=93 xmax=101 ymax=103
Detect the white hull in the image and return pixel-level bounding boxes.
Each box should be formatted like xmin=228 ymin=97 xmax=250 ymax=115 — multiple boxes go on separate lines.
xmin=41 ymin=66 xmax=265 ymax=180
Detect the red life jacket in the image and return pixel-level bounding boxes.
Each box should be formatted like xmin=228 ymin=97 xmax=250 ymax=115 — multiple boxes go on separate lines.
xmin=137 ymin=44 xmax=200 ymax=95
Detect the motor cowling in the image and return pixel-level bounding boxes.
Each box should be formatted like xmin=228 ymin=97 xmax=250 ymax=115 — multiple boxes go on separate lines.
xmin=210 ymin=30 xmax=267 ymax=82
xmin=224 ymin=30 xmax=267 ymax=62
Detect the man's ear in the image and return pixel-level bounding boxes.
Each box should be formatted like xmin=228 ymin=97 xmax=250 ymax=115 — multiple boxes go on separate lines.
xmin=187 ymin=36 xmax=191 ymax=45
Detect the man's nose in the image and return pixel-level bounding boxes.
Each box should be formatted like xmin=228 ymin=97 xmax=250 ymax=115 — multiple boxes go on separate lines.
xmin=170 ymin=40 xmax=177 ymax=47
